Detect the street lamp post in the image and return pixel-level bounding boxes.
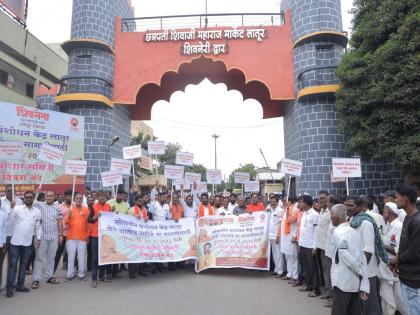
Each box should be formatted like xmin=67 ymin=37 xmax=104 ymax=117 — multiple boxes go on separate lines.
xmin=212 ymin=134 xmax=219 ymax=169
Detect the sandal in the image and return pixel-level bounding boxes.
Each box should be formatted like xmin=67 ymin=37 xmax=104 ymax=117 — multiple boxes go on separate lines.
xmin=91 ymin=281 xmax=97 ymax=288
xmin=31 ymin=281 xmax=40 ymax=289
xmin=299 ymin=286 xmax=312 ymax=292
xmin=46 ymin=277 xmax=60 ymax=285
xmin=308 ymin=291 xmax=321 ymax=297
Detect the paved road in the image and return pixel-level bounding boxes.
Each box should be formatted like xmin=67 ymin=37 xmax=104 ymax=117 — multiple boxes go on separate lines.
xmin=1 ymin=267 xmax=330 ymax=315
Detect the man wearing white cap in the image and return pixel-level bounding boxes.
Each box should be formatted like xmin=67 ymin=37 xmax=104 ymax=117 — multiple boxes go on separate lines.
xmin=378 ymin=202 xmax=409 ymax=315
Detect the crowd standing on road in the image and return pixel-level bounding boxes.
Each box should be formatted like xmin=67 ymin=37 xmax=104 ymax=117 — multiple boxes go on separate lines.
xmin=0 ymin=182 xmax=419 ymax=315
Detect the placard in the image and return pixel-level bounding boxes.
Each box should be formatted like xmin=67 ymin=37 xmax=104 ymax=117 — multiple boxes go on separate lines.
xmin=280 ymin=158 xmax=303 ymax=177
xmin=164 ymin=164 xmax=184 ymax=180
xmin=139 ymin=156 xmax=153 ymax=170
xmin=101 ymin=170 xmax=123 ymax=187
xmin=330 ymin=170 xmax=346 ymax=183
xmin=123 ymin=145 xmax=142 ymax=160
xmin=244 ymin=181 xmax=260 ymax=192
xmin=65 ymin=160 xmax=87 ymax=176
xmin=0 ymin=141 xmax=22 ymax=160
xmin=174 ymin=179 xmax=190 ymax=190
xmin=147 ymin=141 xmax=165 ymax=155
xmin=38 ymin=143 xmax=65 ymax=166
xmin=185 ymin=172 xmax=202 ymax=185
xmin=206 ymin=169 xmax=222 ymax=185
xmin=196 ymin=182 xmax=208 ymax=194
xmin=332 ymin=158 xmax=362 ymax=178
xmin=111 ymin=158 xmax=132 ymax=175
xmin=234 ymin=172 xmax=250 ymax=184
xmin=175 ymin=151 xmax=194 ymax=166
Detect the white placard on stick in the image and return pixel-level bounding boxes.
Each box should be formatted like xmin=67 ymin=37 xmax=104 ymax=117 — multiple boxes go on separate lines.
xmin=65 ymin=160 xmax=87 ymax=176
xmin=174 ymin=179 xmax=190 ymax=190
xmin=175 ymin=151 xmax=194 ymax=166
xmin=196 ymin=182 xmax=208 ymax=194
xmin=234 ymin=172 xmax=250 ymax=184
xmin=244 ymin=181 xmax=260 ymax=193
xmin=185 ymin=172 xmax=202 ymax=185
xmin=280 ymin=158 xmax=303 ymax=177
xmin=139 ymin=156 xmax=153 ymax=170
xmin=0 ymin=141 xmax=22 ymax=160
xmin=206 ymin=169 xmax=222 ymax=185
xmin=123 ymin=145 xmax=142 ymax=160
xmin=164 ymin=164 xmax=184 ymax=180
xmin=111 ymin=158 xmax=132 ymax=175
xmin=101 ymin=170 xmax=123 ymax=188
xmin=147 ymin=141 xmax=165 ymax=155
xmin=332 ymin=158 xmax=362 ymax=178
xmin=38 ymin=143 xmax=65 ymax=166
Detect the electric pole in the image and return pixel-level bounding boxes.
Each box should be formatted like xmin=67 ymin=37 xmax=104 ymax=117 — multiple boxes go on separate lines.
xmin=212 ymin=134 xmax=219 ymax=169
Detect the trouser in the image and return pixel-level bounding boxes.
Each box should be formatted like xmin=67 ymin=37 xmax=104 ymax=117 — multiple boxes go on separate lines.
xmin=320 ymin=249 xmax=332 ymax=298
xmin=6 ymin=245 xmax=32 ymax=289
xmin=26 ymin=236 xmax=35 ymax=271
xmin=298 ymin=248 xmax=304 ymax=282
xmin=285 ymin=253 xmax=298 ymax=279
xmin=361 ymin=276 xmax=381 ymax=315
xmin=0 ymin=235 xmax=11 ymax=289
xmin=380 ymin=279 xmax=409 ymax=315
xmin=128 ymin=263 xmax=137 ymax=275
xmin=54 ymin=236 xmax=67 ymax=272
xmin=91 ymin=237 xmax=107 ymax=281
xmin=32 ymin=239 xmax=59 ymax=282
xmin=300 ymin=246 xmax=320 ymax=292
xmin=87 ymin=237 xmax=92 ymax=271
xmin=332 ymin=287 xmax=362 ymax=315
xmin=270 ymin=240 xmax=283 ymax=275
xmin=400 ymin=283 xmax=420 ymax=315
xmin=66 ymin=240 xmax=86 ymax=278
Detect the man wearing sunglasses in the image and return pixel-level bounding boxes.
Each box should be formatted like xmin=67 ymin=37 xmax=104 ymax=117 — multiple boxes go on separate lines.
xmin=6 ymin=191 xmax=42 ymax=297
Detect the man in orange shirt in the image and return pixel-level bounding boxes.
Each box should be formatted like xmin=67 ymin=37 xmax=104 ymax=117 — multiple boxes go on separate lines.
xmin=198 ymin=193 xmax=215 ymax=218
xmin=88 ymin=191 xmax=111 ymax=287
xmin=168 ymin=192 xmax=185 ymax=271
xmin=64 ymin=192 xmax=89 ymax=282
xmin=246 ymin=193 xmax=265 ymax=212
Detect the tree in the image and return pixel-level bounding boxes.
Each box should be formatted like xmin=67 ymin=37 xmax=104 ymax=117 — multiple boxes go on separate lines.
xmin=335 ymin=0 xmax=420 ymax=174
xmin=228 ymin=163 xmax=257 ymax=189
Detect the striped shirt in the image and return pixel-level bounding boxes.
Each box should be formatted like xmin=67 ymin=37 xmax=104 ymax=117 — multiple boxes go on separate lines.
xmin=38 ymin=202 xmax=63 ymax=240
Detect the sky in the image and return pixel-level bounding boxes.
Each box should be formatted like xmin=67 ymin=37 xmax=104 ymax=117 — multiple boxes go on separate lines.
xmin=25 ymin=0 xmax=354 ymax=178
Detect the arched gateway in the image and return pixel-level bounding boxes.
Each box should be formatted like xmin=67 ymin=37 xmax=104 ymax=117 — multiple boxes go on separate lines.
xmin=39 ymin=0 xmax=402 ymax=196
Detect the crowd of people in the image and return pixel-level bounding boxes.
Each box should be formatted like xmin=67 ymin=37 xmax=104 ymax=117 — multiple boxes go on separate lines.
xmin=0 ymin=182 xmax=419 ymax=315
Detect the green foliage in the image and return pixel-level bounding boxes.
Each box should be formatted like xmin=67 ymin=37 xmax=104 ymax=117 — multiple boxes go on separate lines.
xmin=228 ymin=163 xmax=257 ymax=189
xmin=335 ymin=0 xmax=420 ymax=174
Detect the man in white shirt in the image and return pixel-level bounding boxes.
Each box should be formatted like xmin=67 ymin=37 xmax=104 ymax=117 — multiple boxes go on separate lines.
xmin=6 ymin=191 xmax=42 ymax=298
xmin=298 ymin=195 xmax=320 ymax=297
xmin=149 ymin=192 xmax=170 ymax=221
xmin=346 ymin=195 xmax=383 ymax=315
xmin=217 ymin=196 xmax=232 ymax=215
xmin=330 ymin=204 xmax=370 ymax=315
xmin=378 ymin=202 xmax=409 ymax=315
xmin=315 ymin=190 xmax=333 ymax=306
xmin=227 ymin=193 xmax=238 ymax=213
xmin=267 ymin=195 xmax=283 ymax=277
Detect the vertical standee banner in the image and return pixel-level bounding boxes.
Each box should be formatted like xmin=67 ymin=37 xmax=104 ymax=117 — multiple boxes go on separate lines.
xmin=0 ymin=102 xmax=84 ymax=194
xmin=196 ymin=212 xmax=270 ymax=272
xmin=98 ymin=212 xmax=197 ymax=265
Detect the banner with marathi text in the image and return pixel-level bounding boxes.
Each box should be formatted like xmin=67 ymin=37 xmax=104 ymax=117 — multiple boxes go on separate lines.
xmin=196 ymin=212 xmax=270 ymax=272
xmin=98 ymin=212 xmax=197 ymax=265
xmin=0 ymin=102 xmax=84 ymax=194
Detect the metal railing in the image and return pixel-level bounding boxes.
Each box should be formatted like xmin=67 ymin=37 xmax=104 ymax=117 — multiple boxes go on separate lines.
xmin=58 ymin=76 xmax=113 ymax=98
xmin=297 ymin=66 xmax=339 ymax=90
xmin=122 ymin=12 xmax=285 ymax=32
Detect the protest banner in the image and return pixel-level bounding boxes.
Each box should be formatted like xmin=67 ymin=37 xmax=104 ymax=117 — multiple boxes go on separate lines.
xmin=111 ymin=158 xmax=132 ymax=175
xmin=0 ymin=141 xmax=23 ymax=199
xmin=196 ymin=182 xmax=208 ymax=194
xmin=280 ymin=158 xmax=303 ymax=201
xmin=174 ymin=179 xmax=190 ymax=190
xmin=122 ymin=145 xmax=142 ymax=160
xmin=196 ymin=212 xmax=270 ymax=272
xmin=147 ymin=141 xmax=165 ymax=155
xmin=164 ymin=165 xmax=184 ymax=180
xmin=234 ymin=172 xmax=250 ymax=184
xmin=332 ymin=158 xmax=362 ymax=195
xmin=38 ymin=143 xmax=65 ymax=166
xmin=101 ymin=170 xmax=123 ymax=188
xmin=185 ymin=172 xmax=202 ymax=186
xmin=206 ymin=169 xmax=222 ymax=185
xmin=65 ymin=160 xmax=87 ymax=201
xmin=139 ymin=156 xmax=153 ymax=171
xmin=244 ymin=181 xmax=260 ymax=193
xmin=175 ymin=151 xmax=194 ymax=166
xmin=98 ymin=212 xmax=197 ymax=264
xmin=0 ymin=102 xmax=84 ymax=194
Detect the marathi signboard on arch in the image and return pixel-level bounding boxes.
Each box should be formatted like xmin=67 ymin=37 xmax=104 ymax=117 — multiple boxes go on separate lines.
xmin=0 ymin=102 xmax=84 ymax=194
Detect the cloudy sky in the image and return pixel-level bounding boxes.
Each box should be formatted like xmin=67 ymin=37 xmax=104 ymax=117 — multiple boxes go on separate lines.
xmin=26 ymin=0 xmax=353 ymax=178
